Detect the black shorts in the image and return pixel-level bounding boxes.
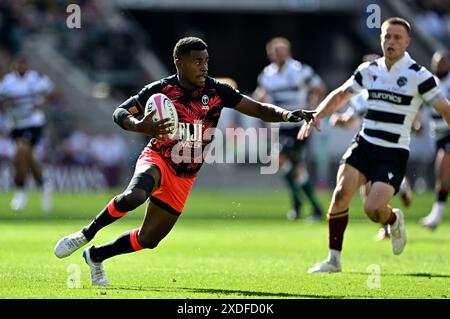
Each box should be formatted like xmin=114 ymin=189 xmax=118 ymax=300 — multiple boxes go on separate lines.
xmin=279 ymin=127 xmax=308 ymax=164
xmin=340 ymin=135 xmax=409 ymax=194
xmin=436 ymin=134 xmax=450 ymax=153
xmin=11 ymin=126 xmax=43 ymax=146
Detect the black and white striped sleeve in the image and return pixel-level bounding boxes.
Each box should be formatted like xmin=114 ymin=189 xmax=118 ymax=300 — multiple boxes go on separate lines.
xmin=302 ymin=65 xmax=323 ymax=88
xmin=418 ymin=69 xmax=443 ymax=105
xmin=341 ymin=62 xmax=369 ymax=94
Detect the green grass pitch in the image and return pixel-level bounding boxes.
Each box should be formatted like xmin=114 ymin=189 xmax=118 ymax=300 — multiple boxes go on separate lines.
xmin=0 ymin=188 xmax=448 ymax=299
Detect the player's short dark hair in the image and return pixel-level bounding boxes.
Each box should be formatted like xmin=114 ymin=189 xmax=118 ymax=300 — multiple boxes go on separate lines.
xmin=382 ymin=17 xmax=411 ymax=34
xmin=173 ymin=37 xmax=208 ymax=59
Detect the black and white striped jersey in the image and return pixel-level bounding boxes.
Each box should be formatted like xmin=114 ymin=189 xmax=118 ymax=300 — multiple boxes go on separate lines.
xmin=343 ymin=52 xmax=443 ymax=150
xmin=430 ymin=73 xmax=450 ymax=141
xmin=0 ymin=70 xmax=54 ymax=130
xmin=258 ymin=58 xmax=323 ymax=129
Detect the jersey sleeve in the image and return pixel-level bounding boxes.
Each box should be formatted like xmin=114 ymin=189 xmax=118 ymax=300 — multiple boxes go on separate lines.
xmin=37 ymin=74 xmax=55 ymax=94
xmin=302 ymin=65 xmax=323 ymax=88
xmin=341 ymin=62 xmax=370 ymax=94
xmin=417 ymin=69 xmax=443 ymax=105
xmin=214 ymin=79 xmax=243 ymax=108
xmin=120 ymin=80 xmax=163 ymax=117
xmin=349 ymin=91 xmax=369 ymax=117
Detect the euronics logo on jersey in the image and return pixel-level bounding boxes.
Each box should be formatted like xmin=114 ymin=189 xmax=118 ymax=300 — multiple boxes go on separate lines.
xmin=171 ymin=121 xmax=279 ymax=174
xmin=368 ymin=89 xmax=412 ymax=105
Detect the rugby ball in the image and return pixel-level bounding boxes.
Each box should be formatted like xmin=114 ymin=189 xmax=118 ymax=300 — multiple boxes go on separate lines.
xmin=145 ymin=93 xmax=178 ymax=140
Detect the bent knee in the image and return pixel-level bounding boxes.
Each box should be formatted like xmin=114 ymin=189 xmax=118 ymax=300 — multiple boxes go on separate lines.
xmin=122 ymin=189 xmax=147 ymax=208
xmin=364 ymin=204 xmax=382 ymax=222
xmin=137 ymin=233 xmax=160 ymax=249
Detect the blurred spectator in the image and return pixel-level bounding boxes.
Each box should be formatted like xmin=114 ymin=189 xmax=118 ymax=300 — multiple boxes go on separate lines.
xmin=88 ymin=132 xmax=127 ymax=187
xmin=415 ymin=0 xmax=450 ymax=47
xmin=62 ymin=127 xmax=92 ymax=166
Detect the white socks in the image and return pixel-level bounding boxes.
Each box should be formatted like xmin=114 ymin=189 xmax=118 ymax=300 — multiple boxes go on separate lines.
xmin=327 ymin=249 xmax=341 ymax=265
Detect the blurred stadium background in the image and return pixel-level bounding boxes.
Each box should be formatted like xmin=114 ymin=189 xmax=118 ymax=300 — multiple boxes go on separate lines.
xmin=0 ymin=0 xmax=449 ymax=193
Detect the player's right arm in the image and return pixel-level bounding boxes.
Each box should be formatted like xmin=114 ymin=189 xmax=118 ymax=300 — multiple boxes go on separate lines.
xmin=297 ymin=63 xmax=369 ymax=140
xmin=112 ymin=83 xmax=173 ymax=137
xmin=297 ymin=84 xmax=355 ymax=139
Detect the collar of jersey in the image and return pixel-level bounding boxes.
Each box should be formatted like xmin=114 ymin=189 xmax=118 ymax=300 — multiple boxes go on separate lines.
xmin=379 ymin=52 xmax=413 ymax=72
xmin=175 ymin=74 xmax=203 ymax=93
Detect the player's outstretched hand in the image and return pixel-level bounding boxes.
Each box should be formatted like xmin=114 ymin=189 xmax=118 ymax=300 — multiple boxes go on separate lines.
xmin=286 ymin=109 xmax=316 ymax=123
xmin=297 ymin=116 xmax=321 ymax=140
xmin=137 ymin=109 xmax=174 ymax=138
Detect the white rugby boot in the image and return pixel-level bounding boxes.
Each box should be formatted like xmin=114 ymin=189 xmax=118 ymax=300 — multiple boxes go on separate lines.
xmin=54 ymin=230 xmax=88 ymax=258
xmin=421 ymin=202 xmax=444 ymax=230
xmin=10 ymin=190 xmax=28 ymax=211
xmin=307 ymin=260 xmax=342 ymax=273
xmin=83 ymin=247 xmax=109 ymax=287
xmin=389 ymin=208 xmax=407 ymax=255
xmin=307 ymin=249 xmax=342 ymax=273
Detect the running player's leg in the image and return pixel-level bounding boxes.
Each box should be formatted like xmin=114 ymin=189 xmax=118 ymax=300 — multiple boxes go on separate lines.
xmin=365 ymin=182 xmax=406 ymax=255
xmin=87 ymin=202 xmax=178 ymax=263
xmin=295 ymin=163 xmax=324 ymax=220
xmin=10 ymin=138 xmax=32 ymax=211
xmin=26 ymin=127 xmax=52 ymax=212
xmin=364 ymin=182 xmax=396 ymax=224
xmin=398 ymin=177 xmax=412 ymax=208
xmin=54 ymin=164 xmax=159 ymax=258
xmin=83 ymin=158 xmax=195 ymax=286
xmin=308 ymin=163 xmax=366 ymax=273
xmin=279 ymin=129 xmax=302 ymax=220
xmin=362 ymin=182 xmax=391 ymax=241
xmin=293 ymin=135 xmax=323 ymax=220
xmin=83 ymin=202 xmax=178 ymax=286
xmin=280 ymin=154 xmax=302 ymax=220
xmin=422 ymin=147 xmax=450 ymax=229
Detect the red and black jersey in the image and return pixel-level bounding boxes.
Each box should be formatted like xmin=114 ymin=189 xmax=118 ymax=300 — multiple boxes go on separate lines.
xmin=121 ymin=75 xmax=243 ymax=177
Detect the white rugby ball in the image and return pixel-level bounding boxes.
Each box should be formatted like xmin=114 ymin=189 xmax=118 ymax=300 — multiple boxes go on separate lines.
xmin=145 ymin=93 xmax=178 ymax=140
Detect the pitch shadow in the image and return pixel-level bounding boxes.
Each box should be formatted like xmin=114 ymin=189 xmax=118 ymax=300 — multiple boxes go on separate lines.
xmin=110 ymin=285 xmax=357 ymax=299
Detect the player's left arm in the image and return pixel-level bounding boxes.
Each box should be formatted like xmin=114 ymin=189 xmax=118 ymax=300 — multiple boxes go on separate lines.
xmin=418 ymin=71 xmax=450 ymax=125
xmin=305 ymin=68 xmax=327 ymax=108
xmin=34 ymin=75 xmax=57 ymax=111
xmin=234 ymin=95 xmax=315 ymax=123
xmin=431 ymin=97 xmax=450 ymax=126
xmin=216 ymin=78 xmax=314 ymax=123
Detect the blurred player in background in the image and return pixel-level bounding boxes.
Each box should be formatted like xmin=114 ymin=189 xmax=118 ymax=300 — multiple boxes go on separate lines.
xmin=0 ymin=56 xmax=55 ymax=212
xmin=254 ymin=37 xmax=326 ymax=222
xmin=54 ymin=37 xmax=315 ymax=286
xmin=330 ymin=53 xmax=414 ymax=241
xmin=298 ymin=17 xmax=450 ymax=273
xmin=421 ymin=49 xmax=450 ymax=230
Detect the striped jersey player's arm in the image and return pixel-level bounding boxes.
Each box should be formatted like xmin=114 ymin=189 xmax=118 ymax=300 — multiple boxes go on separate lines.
xmin=417 ymin=72 xmax=443 ymax=105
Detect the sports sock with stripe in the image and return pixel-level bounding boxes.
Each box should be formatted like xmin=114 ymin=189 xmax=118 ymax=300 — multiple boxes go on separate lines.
xmin=89 ymin=228 xmax=143 ymax=263
xmin=328 ymin=209 xmax=349 ymax=251
xmin=82 ymin=196 xmax=131 ymax=241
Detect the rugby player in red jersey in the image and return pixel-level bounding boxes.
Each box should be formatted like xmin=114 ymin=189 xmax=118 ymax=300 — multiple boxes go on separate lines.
xmin=54 ymin=37 xmax=315 ymax=286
